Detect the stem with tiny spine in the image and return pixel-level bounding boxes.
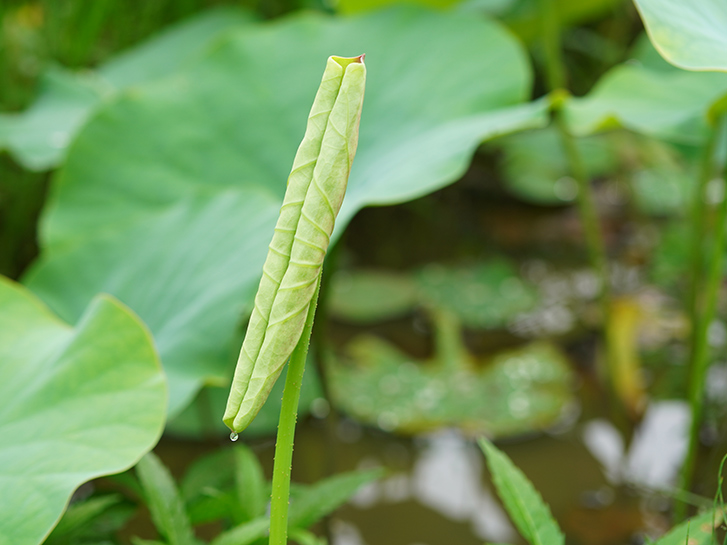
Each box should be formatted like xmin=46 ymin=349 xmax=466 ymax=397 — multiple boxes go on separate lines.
xmin=269 ymin=271 xmax=322 ymax=545
xmin=678 ymin=114 xmax=727 ymax=517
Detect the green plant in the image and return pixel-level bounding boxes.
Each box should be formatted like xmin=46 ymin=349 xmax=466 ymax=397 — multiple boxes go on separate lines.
xmin=46 ymin=446 xmax=380 ymax=545
xmin=223 ymin=53 xmax=366 ymax=545
xmin=479 ymin=437 xmax=726 ymax=545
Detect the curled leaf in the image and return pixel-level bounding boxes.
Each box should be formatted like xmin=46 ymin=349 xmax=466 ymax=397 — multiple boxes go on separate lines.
xmin=224 ymin=55 xmax=366 ymax=432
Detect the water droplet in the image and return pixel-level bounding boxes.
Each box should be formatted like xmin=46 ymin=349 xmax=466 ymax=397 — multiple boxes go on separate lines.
xmin=230 ymin=431 xmax=239 ymax=442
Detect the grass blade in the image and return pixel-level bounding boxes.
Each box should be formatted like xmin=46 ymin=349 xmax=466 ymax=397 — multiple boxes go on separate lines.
xmin=478 ymin=438 xmax=564 ymax=545
xmin=136 ymin=452 xmax=196 ymax=545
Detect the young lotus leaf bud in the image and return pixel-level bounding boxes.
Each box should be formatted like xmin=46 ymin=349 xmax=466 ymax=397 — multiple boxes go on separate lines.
xmin=224 ymin=55 xmax=366 ymax=433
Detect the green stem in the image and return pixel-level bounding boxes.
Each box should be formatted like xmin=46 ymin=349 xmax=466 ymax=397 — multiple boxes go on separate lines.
xmin=687 ymin=131 xmax=719 ymax=356
xmin=679 ymin=115 xmax=727 ymax=513
xmin=538 ymin=0 xmax=614 ymax=390
xmin=269 ymin=272 xmax=323 ymax=545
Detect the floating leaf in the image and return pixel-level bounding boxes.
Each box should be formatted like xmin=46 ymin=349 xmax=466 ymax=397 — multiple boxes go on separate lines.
xmin=0 ymin=276 xmax=167 ymax=545
xmin=328 ymin=309 xmax=574 ymax=436
xmin=26 ymin=7 xmax=546 ymax=417
xmin=479 ymin=438 xmax=564 ymax=545
xmin=634 ymin=0 xmax=727 ymax=72
xmin=416 ymin=260 xmax=539 ymax=329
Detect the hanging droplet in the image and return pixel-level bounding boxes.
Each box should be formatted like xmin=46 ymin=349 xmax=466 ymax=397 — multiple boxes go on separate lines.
xmin=230 ymin=431 xmax=239 ymax=442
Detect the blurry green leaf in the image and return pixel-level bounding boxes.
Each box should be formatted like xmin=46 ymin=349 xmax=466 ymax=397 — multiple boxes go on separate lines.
xmin=652 ymin=508 xmax=723 ymax=545
xmin=0 ymin=276 xmax=167 ymax=545
xmin=627 ymin=138 xmax=696 ymax=216
xmin=234 ymin=445 xmax=267 ymax=523
xmin=478 ymin=438 xmax=564 ymax=545
xmin=98 ymin=7 xmax=255 ymax=88
xmin=0 ymin=68 xmax=109 ymax=171
xmin=503 ymin=0 xmax=622 ymax=43
xmin=328 ymin=312 xmax=574 ymax=436
xmin=628 ymin=33 xmax=679 ymax=73
xmin=131 ymin=539 xmax=168 ymax=545
xmin=136 ymin=452 xmax=196 ymax=545
xmin=337 ymin=0 xmax=459 ymax=14
xmin=649 ymin=222 xmax=691 ymax=290
xmin=563 ymin=64 xmax=727 ymax=143
xmin=456 ymin=0 xmax=517 ymax=17
xmin=634 ymin=0 xmax=727 ymax=72
xmin=0 ymin=7 xmax=254 ymax=170
xmin=328 ymin=270 xmax=418 ymax=323
xmin=180 ymin=449 xmax=235 ymax=504
xmin=289 ymin=469 xmax=383 ymax=529
xmin=495 ymin=127 xmax=617 ymax=204
xmin=45 ymin=495 xmax=121 ymax=545
xmin=416 ymin=260 xmax=539 ymax=328
xmin=289 ymin=528 xmax=327 ymax=545
xmin=210 ymin=516 xmax=270 ymax=545
xmin=26 ymin=7 xmax=545 ymax=418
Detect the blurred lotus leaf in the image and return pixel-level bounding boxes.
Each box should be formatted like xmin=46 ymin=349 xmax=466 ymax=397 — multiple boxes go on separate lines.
xmin=328 ymin=270 xmax=419 ymax=323
xmin=25 ymin=6 xmax=547 ymax=419
xmin=493 ymin=127 xmax=617 ymax=205
xmin=563 ymin=62 xmax=727 ymax=144
xmin=416 ymin=260 xmax=539 ymax=329
xmin=0 ymin=7 xmax=255 ymax=170
xmin=0 ymin=277 xmax=167 ymax=545
xmin=327 ymin=307 xmax=574 ymax=436
xmin=329 ymin=259 xmax=539 ymax=329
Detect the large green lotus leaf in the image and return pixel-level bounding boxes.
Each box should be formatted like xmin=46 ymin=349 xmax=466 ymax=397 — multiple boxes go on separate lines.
xmin=26 ymin=7 xmax=546 ymax=417
xmin=0 ymin=276 xmax=166 ymax=545
xmin=563 ymin=63 xmax=727 ymax=143
xmin=634 ymin=0 xmax=727 ymax=72
xmin=0 ymin=7 xmax=253 ymax=171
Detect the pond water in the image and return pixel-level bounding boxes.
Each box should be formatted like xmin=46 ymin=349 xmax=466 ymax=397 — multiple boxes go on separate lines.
xmin=150 ymin=389 xmax=723 ymax=545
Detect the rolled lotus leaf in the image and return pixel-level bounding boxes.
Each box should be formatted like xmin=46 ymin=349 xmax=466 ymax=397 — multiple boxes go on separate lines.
xmin=224 ymin=55 xmax=366 ymax=432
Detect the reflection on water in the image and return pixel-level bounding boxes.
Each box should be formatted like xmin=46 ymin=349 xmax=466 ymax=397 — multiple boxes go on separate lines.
xmin=583 ymin=401 xmax=690 ymax=489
